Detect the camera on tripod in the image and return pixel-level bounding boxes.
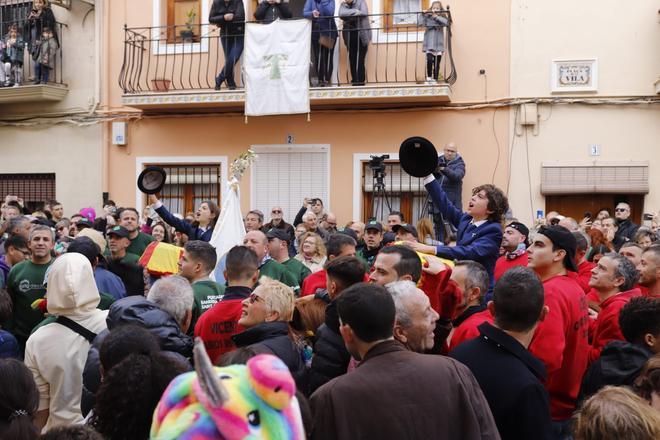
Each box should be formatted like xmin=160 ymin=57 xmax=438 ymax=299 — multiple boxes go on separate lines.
xmin=368 ymin=154 xmax=390 ymax=172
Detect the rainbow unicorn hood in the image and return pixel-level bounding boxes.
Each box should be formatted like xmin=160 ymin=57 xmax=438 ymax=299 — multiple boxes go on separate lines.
xmin=150 ymin=339 xmax=305 ymax=440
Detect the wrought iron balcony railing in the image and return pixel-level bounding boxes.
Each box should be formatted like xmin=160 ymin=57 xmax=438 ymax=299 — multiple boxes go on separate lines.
xmin=119 ymin=11 xmax=456 ymax=94
xmin=0 ymin=17 xmax=66 ymax=87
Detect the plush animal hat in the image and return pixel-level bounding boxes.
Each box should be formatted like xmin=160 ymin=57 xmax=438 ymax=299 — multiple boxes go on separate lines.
xmin=150 ymin=338 xmax=305 ymax=439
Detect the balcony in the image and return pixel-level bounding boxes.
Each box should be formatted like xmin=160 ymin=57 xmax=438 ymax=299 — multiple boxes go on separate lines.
xmin=119 ymin=12 xmax=456 ymax=112
xmin=0 ymin=19 xmax=68 ymax=104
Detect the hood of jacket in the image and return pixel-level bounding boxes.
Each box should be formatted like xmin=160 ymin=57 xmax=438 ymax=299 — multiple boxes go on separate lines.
xmin=106 ymin=295 xmax=193 ymax=357
xmin=599 ymin=340 xmax=653 ymax=384
xmin=46 ymin=253 xmax=100 ymax=316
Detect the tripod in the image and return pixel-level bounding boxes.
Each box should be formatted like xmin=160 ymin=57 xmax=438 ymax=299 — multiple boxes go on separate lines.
xmin=371 ymin=170 xmax=392 ymax=221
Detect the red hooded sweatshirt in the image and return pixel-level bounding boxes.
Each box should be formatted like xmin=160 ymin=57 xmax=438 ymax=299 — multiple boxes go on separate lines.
xmin=448 ymin=309 xmax=494 ymax=351
xmin=529 ymin=275 xmax=589 ymax=421
xmin=567 ymin=260 xmax=596 ymax=294
xmin=587 ymin=288 xmax=643 ymax=365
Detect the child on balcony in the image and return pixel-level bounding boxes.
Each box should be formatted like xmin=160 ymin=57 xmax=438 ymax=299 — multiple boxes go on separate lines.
xmin=418 ymin=1 xmax=448 ymax=84
xmin=33 ymin=27 xmax=57 ymax=85
xmin=1 ymin=25 xmax=26 ymax=87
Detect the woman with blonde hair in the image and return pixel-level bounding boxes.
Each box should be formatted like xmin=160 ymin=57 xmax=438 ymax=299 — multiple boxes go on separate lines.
xmin=573 ymin=386 xmax=660 ymax=440
xmin=295 ymin=232 xmax=327 ymax=273
xmin=416 ymin=217 xmax=442 ymax=246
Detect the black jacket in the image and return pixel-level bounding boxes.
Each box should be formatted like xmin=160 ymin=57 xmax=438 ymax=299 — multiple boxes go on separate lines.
xmin=615 ymin=218 xmax=639 ymax=243
xmin=209 ymin=0 xmax=245 ymax=36
xmin=81 ymin=296 xmax=193 ymax=416
xmin=579 ymin=340 xmax=653 ymax=403
xmin=232 ymin=321 xmax=306 ymax=386
xmin=254 ymin=1 xmax=293 ymax=23
xmin=307 ymin=301 xmax=350 ymax=395
xmin=433 ymin=154 xmax=466 ymax=210
xmin=450 ymin=322 xmax=554 ymax=440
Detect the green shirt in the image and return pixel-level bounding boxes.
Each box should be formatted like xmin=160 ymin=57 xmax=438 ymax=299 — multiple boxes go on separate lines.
xmin=126 ymin=232 xmax=154 ymax=259
xmin=6 ymin=259 xmax=54 ymax=346
xmin=259 ymin=259 xmax=300 ymax=294
xmin=281 ymin=258 xmax=312 ymax=287
xmin=190 ymin=279 xmax=226 ymax=336
xmin=117 ymin=253 xmax=140 ymax=265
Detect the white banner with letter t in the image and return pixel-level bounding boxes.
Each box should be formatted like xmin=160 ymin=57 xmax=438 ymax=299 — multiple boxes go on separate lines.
xmin=244 ymin=19 xmax=311 ymax=116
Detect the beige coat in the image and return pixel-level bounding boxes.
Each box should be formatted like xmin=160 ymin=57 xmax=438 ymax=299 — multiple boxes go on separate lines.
xmin=25 ymin=253 xmax=108 ymax=431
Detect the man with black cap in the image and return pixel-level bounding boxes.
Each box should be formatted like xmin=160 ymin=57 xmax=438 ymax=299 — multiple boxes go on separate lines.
xmin=392 ymin=223 xmax=418 ymax=243
xmin=526 ymin=225 xmax=589 ymax=436
xmin=107 ymin=226 xmax=140 ymax=265
xmin=267 ymin=228 xmax=311 ymax=287
xmin=494 ymin=221 xmax=529 ymax=282
xmin=360 ymin=220 xmax=384 ymax=269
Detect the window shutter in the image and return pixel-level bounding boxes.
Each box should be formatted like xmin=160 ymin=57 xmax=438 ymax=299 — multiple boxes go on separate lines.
xmin=541 ymin=162 xmax=649 ymax=195
xmin=252 ymin=146 xmax=329 ymax=225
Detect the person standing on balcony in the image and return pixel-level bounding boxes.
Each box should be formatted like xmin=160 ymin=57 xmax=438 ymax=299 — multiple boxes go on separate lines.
xmin=304 ymin=0 xmax=338 ymax=87
xmin=148 ymin=194 xmax=219 ymax=242
xmin=24 ymin=0 xmax=59 ymax=51
xmin=34 ymin=27 xmax=57 ymax=85
xmin=2 ymin=25 xmax=26 ymax=87
xmin=418 ymin=1 xmax=448 ymax=83
xmin=339 ymin=0 xmax=371 ymax=86
xmin=254 ymin=0 xmax=293 ymax=24
xmin=209 ymin=0 xmax=245 ymax=90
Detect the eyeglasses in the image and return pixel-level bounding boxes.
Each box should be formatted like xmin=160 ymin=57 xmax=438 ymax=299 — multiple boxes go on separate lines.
xmin=248 ymin=293 xmax=264 ymax=304
xmin=615 ymin=208 xmax=628 ymax=212
xmin=18 ymin=249 xmax=31 ymax=257
xmin=272 ymin=210 xmax=282 ymax=214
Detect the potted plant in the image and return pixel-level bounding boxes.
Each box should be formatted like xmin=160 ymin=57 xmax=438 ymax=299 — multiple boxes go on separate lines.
xmin=151 ymin=78 xmax=171 ymax=92
xmin=180 ymin=9 xmax=197 ymax=42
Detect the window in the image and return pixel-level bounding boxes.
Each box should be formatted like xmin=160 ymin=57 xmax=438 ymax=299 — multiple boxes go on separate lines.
xmin=362 ymin=161 xmax=428 ymax=223
xmin=388 ymin=0 xmax=422 ymax=27
xmin=0 ymin=173 xmax=55 ymax=212
xmin=167 ymin=0 xmax=202 ymax=43
xmin=250 ymin=145 xmax=329 ymax=225
xmin=148 ymin=164 xmax=222 ymax=214
xmin=0 ymin=1 xmax=31 ymax=35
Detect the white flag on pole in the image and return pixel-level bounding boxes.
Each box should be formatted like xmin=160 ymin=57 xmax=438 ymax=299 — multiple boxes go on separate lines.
xmin=209 ymin=177 xmax=246 ymax=283
xmin=244 ymin=19 xmax=311 ymax=116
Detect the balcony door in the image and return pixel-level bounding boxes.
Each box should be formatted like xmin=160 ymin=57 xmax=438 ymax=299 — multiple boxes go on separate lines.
xmin=250 ymin=145 xmax=329 ymax=225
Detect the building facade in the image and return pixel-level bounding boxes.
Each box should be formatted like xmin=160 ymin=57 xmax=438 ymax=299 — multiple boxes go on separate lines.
xmin=0 ymin=0 xmax=104 ymax=214
xmin=3 ymin=1 xmax=657 ymax=228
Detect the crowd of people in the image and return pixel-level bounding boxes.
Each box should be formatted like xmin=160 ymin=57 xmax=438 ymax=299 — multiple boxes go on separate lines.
xmin=1 ymin=0 xmax=59 ymax=88
xmin=209 ymin=0 xmax=449 ymax=89
xmin=1 ymin=166 xmax=660 ymax=439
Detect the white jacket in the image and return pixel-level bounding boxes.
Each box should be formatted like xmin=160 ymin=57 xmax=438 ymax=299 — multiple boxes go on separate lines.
xmin=25 ymin=253 xmax=108 ymax=431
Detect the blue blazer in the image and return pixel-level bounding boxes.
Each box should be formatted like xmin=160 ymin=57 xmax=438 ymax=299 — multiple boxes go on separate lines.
xmin=425 ymin=178 xmax=502 ymax=298
xmin=155 ymin=205 xmax=213 ymax=242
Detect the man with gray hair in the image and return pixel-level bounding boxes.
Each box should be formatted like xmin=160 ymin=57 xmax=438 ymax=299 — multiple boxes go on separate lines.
xmin=147 ymin=275 xmax=195 ymax=334
xmin=614 ymin=202 xmax=639 ymax=243
xmin=387 ymin=280 xmax=439 ymax=353
xmin=587 ymin=252 xmax=643 ymax=364
xmin=448 ymin=260 xmax=491 ymax=351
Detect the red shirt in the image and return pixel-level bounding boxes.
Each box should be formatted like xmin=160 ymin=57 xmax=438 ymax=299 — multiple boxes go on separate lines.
xmin=301 ymin=270 xmax=328 ymax=296
xmin=448 ymin=309 xmax=494 ymax=351
xmin=567 ymin=260 xmax=596 ymax=294
xmin=494 ymin=253 xmax=528 ymax=282
xmin=588 ymin=288 xmax=643 ymax=365
xmin=301 ymin=270 xmax=369 ymax=297
xmin=194 ymin=286 xmax=250 ymax=363
xmin=529 ymin=275 xmax=589 ymax=421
